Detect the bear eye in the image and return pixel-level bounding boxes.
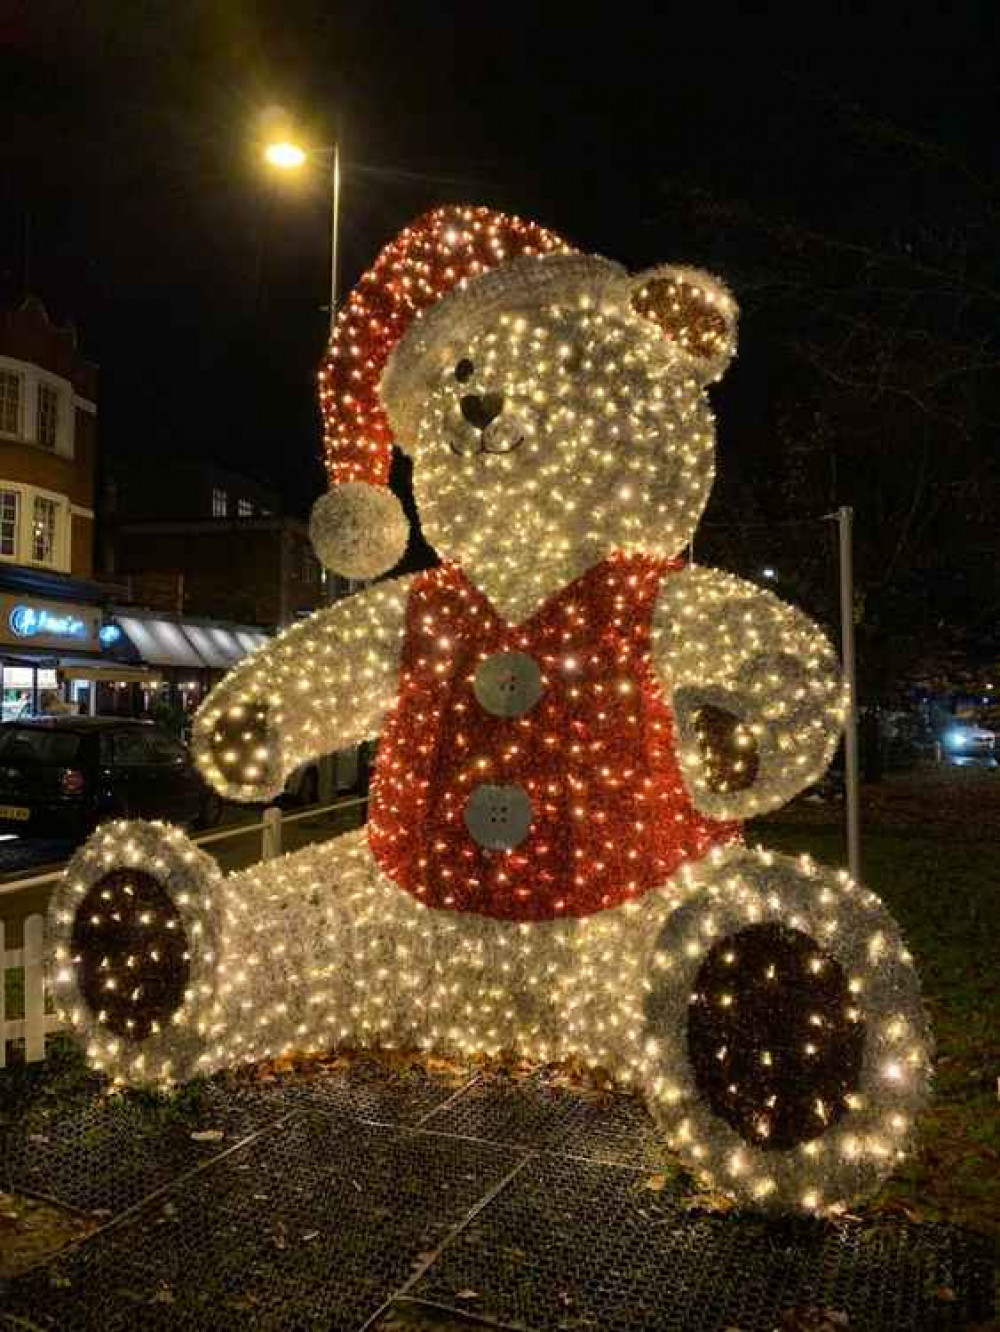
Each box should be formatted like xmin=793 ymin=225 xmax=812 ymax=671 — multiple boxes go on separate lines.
xmin=454 ymin=357 xmax=475 ymax=384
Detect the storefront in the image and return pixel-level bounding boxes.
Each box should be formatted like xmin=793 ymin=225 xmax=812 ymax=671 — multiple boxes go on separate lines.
xmin=109 ymin=612 xmax=269 ymax=735
xmin=0 ymin=588 xmax=270 ymax=727
xmin=0 ymin=590 xmax=148 ymax=720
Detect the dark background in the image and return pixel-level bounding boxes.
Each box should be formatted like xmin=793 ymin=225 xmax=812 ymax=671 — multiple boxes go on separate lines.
xmin=3 ymin=2 xmax=999 ymax=688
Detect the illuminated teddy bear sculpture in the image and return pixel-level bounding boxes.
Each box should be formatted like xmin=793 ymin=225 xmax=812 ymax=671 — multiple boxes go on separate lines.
xmin=49 ymin=208 xmax=930 ymax=1215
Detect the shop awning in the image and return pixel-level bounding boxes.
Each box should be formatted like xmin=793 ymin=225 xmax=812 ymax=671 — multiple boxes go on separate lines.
xmin=57 ymin=659 xmax=163 ymax=684
xmin=116 ymin=615 xmax=269 ymax=671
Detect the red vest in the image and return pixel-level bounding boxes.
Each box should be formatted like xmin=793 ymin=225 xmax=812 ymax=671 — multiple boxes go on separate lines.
xmin=368 ymin=552 xmax=740 ymax=921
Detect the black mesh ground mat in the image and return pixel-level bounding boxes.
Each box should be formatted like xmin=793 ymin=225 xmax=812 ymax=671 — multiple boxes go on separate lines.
xmin=220 ymin=1054 xmax=477 ymax=1128
xmin=0 ymin=1072 xmax=994 ymax=1331
xmin=1 ymin=1060 xmax=474 ymax=1218
xmin=418 ymin=1070 xmax=662 ymax=1167
xmin=411 ymin=1152 xmax=996 ymax=1332
xmin=0 ymin=1114 xmax=517 ymax=1331
xmin=1 ymin=1082 xmax=285 ymax=1216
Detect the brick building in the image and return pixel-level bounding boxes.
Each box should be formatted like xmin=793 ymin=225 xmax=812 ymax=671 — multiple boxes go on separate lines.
xmin=0 ymin=300 xmax=274 ymax=721
xmin=0 ymin=296 xmax=97 ymax=579
xmin=0 ymin=297 xmax=140 ymax=718
xmin=106 ymin=459 xmax=323 ymax=627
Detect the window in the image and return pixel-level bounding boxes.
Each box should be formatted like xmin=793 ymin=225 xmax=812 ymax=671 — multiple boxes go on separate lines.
xmin=0 ymin=727 xmax=81 ymax=766
xmin=111 ymin=730 xmax=149 ymax=767
xmin=0 ymin=489 xmax=18 ymax=556
xmin=237 ymin=498 xmax=253 ymax=517
xmin=32 ymin=495 xmax=58 ymax=564
xmin=143 ymin=731 xmax=187 ymax=765
xmin=301 ymin=545 xmax=318 ymax=583
xmin=36 ymin=383 xmax=59 ymax=450
xmin=0 ymin=369 xmax=21 ymax=437
xmin=212 ymin=487 xmax=228 ymax=517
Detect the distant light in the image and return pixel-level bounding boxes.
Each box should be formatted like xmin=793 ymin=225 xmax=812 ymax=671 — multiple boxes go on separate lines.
xmin=761 ymin=567 xmax=777 ymax=581
xmin=99 ymin=624 xmax=123 ymax=647
xmin=264 ymin=141 xmax=307 ymax=170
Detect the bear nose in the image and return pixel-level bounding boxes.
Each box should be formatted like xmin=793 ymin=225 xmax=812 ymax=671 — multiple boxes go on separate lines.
xmin=460 ymin=392 xmax=504 ymax=431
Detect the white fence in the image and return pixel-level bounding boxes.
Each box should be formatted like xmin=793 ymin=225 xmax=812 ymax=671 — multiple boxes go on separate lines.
xmin=0 ymin=797 xmax=365 ymax=1068
xmin=0 ymin=913 xmax=59 ymax=1067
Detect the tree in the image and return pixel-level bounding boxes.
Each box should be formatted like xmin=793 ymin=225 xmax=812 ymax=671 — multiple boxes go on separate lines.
xmin=669 ymin=93 xmax=1000 ymax=698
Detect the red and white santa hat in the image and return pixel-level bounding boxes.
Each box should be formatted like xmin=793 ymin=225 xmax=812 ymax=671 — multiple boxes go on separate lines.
xmin=311 ymin=205 xmax=573 ymax=580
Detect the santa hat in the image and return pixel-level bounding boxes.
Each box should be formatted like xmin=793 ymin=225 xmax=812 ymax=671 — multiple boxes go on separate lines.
xmin=311 ymin=205 xmax=573 ymax=580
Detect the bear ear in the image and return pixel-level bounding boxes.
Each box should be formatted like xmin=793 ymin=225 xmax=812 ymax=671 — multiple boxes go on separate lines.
xmin=628 ymin=265 xmax=737 ymax=382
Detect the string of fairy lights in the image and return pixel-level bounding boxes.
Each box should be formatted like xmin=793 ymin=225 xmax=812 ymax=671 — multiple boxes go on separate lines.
xmin=47 ymin=206 xmax=931 ymax=1217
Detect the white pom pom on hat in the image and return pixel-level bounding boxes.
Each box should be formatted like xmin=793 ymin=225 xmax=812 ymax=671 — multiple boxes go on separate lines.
xmin=309 ymin=482 xmax=410 ymax=582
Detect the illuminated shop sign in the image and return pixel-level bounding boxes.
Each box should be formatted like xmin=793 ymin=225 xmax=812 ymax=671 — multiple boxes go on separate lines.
xmin=9 ymin=604 xmax=88 ymax=640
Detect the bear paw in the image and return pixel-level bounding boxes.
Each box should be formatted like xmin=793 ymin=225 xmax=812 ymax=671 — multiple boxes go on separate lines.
xmin=194 ymin=696 xmax=283 ymax=802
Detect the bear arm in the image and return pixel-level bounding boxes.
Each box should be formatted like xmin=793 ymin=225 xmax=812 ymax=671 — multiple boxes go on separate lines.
xmin=650 ymin=565 xmax=847 ymax=820
xmin=192 ymin=575 xmax=413 ymax=802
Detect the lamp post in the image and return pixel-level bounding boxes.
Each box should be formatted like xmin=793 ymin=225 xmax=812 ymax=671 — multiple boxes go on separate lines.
xmin=263 ymin=137 xmax=342 ymax=333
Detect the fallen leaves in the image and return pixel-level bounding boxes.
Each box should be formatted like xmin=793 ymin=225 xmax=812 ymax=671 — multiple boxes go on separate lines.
xmin=0 ymin=1192 xmax=98 ymax=1280
xmin=245 ymin=1046 xmax=472 ymax=1087
xmin=682 ymin=1188 xmax=738 ymax=1213
xmin=778 ymin=1308 xmax=849 ymax=1331
xmin=864 ymin=1197 xmax=924 ymax=1224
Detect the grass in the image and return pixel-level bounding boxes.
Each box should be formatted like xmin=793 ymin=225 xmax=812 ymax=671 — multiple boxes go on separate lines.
xmin=4 ymin=966 xmax=24 ymax=1019
xmin=754 ymin=802 xmax=1000 ymax=1242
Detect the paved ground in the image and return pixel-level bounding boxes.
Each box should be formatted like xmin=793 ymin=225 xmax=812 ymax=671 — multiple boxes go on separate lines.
xmin=0 ymin=1056 xmax=993 ymax=1331
xmin=0 ymin=836 xmax=75 ymax=880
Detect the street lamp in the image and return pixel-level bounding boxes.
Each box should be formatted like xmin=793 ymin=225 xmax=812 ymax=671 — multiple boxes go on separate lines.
xmin=263 ymin=136 xmax=342 ymax=333
xmin=263 ymin=141 xmax=307 ymax=170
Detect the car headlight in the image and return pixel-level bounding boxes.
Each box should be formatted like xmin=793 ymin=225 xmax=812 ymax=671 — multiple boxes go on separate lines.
xmin=945 ymin=729 xmax=966 ymax=749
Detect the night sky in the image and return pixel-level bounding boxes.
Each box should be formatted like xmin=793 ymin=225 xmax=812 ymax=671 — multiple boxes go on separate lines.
xmin=3 ymin=3 xmax=999 ymax=668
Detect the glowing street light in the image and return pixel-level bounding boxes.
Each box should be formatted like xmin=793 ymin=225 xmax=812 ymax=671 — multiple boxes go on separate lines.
xmin=264 ymin=141 xmax=307 ymax=170
xmin=262 ymin=131 xmax=342 ymax=333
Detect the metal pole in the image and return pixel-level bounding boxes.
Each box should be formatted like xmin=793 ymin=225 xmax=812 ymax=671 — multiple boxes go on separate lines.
xmin=329 ymin=140 xmax=341 ymax=334
xmin=837 ymin=505 xmax=862 ymax=882
xmin=324 ymin=136 xmax=343 ymax=615
xmin=262 ymin=805 xmax=283 ymax=861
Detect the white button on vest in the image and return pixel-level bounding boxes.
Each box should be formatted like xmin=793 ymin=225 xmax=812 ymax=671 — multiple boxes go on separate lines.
xmin=464 ymin=783 xmax=533 ymax=850
xmin=473 ymin=651 xmax=543 ymax=718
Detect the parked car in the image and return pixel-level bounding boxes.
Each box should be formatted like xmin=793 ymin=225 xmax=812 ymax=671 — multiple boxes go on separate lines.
xmin=0 ymin=717 xmax=221 ymax=841
xmin=939 ymin=720 xmax=997 ymax=767
xmin=280 ymin=743 xmax=377 ymax=809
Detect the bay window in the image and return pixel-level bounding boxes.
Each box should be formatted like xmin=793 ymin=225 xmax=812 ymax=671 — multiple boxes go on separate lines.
xmin=0 ymin=357 xmax=72 ymax=455
xmin=0 ymin=483 xmax=69 ymax=569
